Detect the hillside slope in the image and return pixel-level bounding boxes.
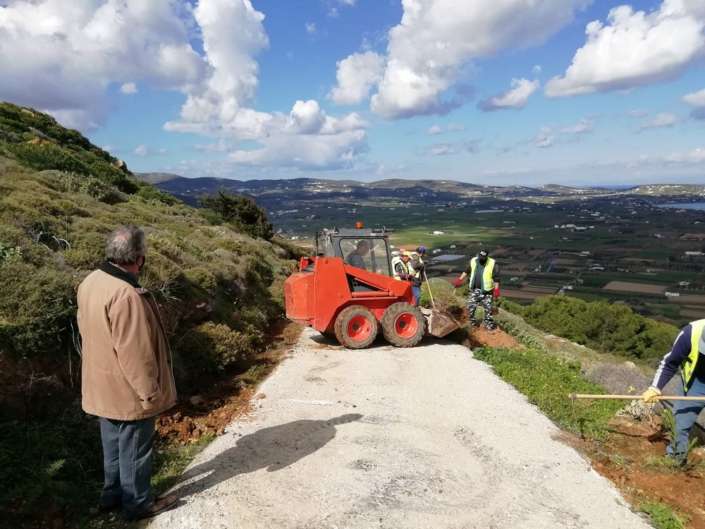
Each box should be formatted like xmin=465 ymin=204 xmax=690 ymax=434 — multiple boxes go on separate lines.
xmin=0 ymin=102 xmax=297 ymax=527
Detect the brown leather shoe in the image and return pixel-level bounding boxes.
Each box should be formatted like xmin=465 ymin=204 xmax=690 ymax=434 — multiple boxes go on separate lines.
xmin=132 ymin=494 xmax=179 ymax=520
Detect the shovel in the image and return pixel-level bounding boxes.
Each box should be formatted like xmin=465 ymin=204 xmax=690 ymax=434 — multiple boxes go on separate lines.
xmin=422 ymin=270 xmax=461 ymax=338
xmin=569 ymin=393 xmax=705 ymax=401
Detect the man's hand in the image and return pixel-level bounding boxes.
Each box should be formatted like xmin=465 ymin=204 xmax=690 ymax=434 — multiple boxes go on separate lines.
xmin=641 ymin=386 xmax=661 ymax=404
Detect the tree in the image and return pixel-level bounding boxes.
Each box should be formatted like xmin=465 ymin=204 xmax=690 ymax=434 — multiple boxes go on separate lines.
xmin=201 ymin=191 xmax=273 ymax=241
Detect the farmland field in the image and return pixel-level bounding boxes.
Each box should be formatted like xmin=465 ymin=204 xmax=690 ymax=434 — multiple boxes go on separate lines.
xmin=272 ymin=194 xmax=705 ymax=327
xmin=603 ymin=281 xmax=667 ymax=295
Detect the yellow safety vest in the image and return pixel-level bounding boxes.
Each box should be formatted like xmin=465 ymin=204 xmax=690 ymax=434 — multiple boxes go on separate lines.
xmin=681 ymin=319 xmax=705 ymax=390
xmin=391 ymin=256 xmax=410 ymax=281
xmin=409 ymin=255 xmax=424 ymax=279
xmin=469 ymin=257 xmax=495 ymax=291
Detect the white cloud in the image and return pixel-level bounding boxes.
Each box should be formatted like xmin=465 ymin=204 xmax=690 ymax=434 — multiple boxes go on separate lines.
xmin=163 ymin=0 xmax=269 ymax=138
xmin=305 ymin=22 xmax=317 ymax=34
xmin=427 ymin=123 xmax=464 ymax=135
xmin=532 ymin=64 xmax=543 ymax=76
xmin=523 ymin=118 xmax=593 ymax=151
xmin=0 ymin=0 xmax=205 ymax=130
xmin=162 ymin=1 xmax=367 ymax=169
xmin=683 ymin=88 xmax=705 ymax=119
xmin=133 ymin=145 xmax=167 ymax=157
xmin=666 ymin=146 xmax=705 ymax=163
xmin=534 ymin=127 xmax=555 ymax=148
xmin=341 ymin=0 xmax=590 ymax=119
xmin=683 ymin=88 xmax=705 ymax=107
xmin=479 ymin=78 xmax=539 ymax=111
xmin=560 ymin=118 xmax=593 ymax=134
xmin=328 ymin=51 xmax=385 ymax=105
xmin=640 ymin=112 xmax=679 ymax=130
xmin=121 ymin=82 xmax=138 ymax=95
xmin=546 ymin=1 xmax=705 ymax=97
xmin=229 ymin=100 xmax=368 ymax=168
xmin=425 ymin=140 xmax=478 ymax=156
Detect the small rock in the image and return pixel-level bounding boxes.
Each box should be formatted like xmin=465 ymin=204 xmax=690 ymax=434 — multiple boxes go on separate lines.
xmin=190 ymin=395 xmax=206 ymax=406
xmin=623 ymin=361 xmax=636 ymax=369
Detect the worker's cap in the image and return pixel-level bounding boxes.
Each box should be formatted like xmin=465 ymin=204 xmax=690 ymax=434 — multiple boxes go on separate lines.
xmin=416 ymin=245 xmax=427 ymax=254
xmin=478 ymin=249 xmax=489 ymax=258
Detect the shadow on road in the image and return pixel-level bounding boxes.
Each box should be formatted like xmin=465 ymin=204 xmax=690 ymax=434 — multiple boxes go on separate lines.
xmin=172 ymin=413 xmax=363 ymax=499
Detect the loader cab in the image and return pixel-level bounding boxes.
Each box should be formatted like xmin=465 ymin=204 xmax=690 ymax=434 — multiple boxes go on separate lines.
xmin=316 ymin=227 xmax=392 ymax=276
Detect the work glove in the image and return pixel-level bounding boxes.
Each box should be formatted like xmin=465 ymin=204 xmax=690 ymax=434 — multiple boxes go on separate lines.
xmin=452 ymin=276 xmax=464 ymax=288
xmin=641 ymin=386 xmax=661 ymax=404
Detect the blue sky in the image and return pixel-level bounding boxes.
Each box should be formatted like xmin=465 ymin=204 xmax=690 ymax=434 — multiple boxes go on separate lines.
xmin=1 ymin=0 xmax=704 ymax=185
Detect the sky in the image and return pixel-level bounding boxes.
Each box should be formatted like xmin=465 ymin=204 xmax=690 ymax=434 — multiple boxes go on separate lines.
xmin=0 ymin=0 xmax=704 ymax=186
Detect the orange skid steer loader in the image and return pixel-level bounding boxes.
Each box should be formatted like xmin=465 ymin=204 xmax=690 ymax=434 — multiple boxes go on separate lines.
xmin=284 ymin=226 xmax=458 ymax=349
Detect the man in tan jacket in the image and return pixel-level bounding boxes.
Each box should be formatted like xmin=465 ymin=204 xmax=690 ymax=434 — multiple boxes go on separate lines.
xmin=77 ymin=225 xmax=177 ymax=520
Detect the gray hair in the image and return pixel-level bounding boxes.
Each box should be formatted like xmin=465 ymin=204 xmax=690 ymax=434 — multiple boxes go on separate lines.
xmin=105 ymin=225 xmax=146 ymax=265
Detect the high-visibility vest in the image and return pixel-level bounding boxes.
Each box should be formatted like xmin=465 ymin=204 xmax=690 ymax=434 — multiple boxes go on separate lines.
xmin=681 ymin=319 xmax=705 ymax=390
xmin=409 ymin=255 xmax=424 ymax=279
xmin=469 ymin=257 xmax=495 ymax=291
xmin=391 ymin=256 xmax=410 ymax=281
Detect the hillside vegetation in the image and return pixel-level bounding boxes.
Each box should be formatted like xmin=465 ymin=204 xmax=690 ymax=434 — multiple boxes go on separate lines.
xmin=504 ymin=296 xmax=678 ymax=363
xmin=0 ymin=102 xmax=297 ymax=526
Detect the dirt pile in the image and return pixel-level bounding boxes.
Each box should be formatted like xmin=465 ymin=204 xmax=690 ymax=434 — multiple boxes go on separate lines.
xmin=464 ymin=326 xmax=522 ymax=350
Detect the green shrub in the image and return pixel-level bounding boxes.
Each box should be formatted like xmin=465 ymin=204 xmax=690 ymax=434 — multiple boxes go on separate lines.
xmin=201 ymin=191 xmax=274 ymax=241
xmin=0 ymin=409 xmax=102 ymax=527
xmin=520 ymin=296 xmax=678 ymax=362
xmin=473 ymin=347 xmax=623 ymax=438
xmin=0 ymin=262 xmax=76 ymax=359
xmin=640 ymin=502 xmax=687 ymax=529
xmin=177 ymin=322 xmax=262 ymax=376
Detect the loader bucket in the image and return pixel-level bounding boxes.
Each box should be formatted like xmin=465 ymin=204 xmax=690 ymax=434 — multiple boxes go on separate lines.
xmin=426 ymin=309 xmax=459 ymax=338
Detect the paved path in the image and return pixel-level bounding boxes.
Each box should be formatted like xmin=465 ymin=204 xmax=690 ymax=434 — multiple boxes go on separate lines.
xmin=148 ymin=329 xmax=651 ymax=529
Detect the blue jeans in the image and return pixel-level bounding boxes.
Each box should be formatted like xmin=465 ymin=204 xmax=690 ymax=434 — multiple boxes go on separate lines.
xmin=99 ymin=416 xmax=155 ymax=519
xmin=667 ymin=375 xmax=705 ymax=460
xmin=412 ymin=285 xmax=421 ymax=307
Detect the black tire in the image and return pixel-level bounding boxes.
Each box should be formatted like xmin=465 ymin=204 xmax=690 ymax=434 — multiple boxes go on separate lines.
xmin=381 ymin=302 xmax=425 ymax=347
xmin=333 ymin=305 xmax=379 ymax=349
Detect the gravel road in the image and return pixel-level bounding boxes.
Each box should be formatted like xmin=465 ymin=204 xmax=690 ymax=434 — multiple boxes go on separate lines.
xmin=147 ymin=328 xmax=652 ymax=529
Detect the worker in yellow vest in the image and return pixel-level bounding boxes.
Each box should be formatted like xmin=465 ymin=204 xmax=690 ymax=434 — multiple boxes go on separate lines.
xmin=391 ymin=249 xmax=413 ymax=282
xmin=642 ymin=319 xmax=705 ymax=464
xmin=408 ymin=246 xmax=427 ymax=306
xmin=453 ymin=250 xmax=499 ymax=330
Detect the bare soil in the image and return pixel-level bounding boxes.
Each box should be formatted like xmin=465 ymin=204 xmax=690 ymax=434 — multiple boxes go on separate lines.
xmin=566 ymin=431 xmax=705 ymax=528
xmin=157 ymin=320 xmax=302 ymax=443
xmin=464 ymin=326 xmax=522 ymax=349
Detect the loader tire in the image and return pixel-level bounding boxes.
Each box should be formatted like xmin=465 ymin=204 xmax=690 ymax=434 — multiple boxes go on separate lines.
xmin=381 ymin=302 xmax=425 ymax=347
xmin=334 ymin=305 xmax=379 ymax=349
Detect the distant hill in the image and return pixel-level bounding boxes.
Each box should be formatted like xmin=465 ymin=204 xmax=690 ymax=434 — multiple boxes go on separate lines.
xmin=148 ymin=173 xmax=705 ymax=212
xmin=137 ymin=171 xmax=181 ymax=184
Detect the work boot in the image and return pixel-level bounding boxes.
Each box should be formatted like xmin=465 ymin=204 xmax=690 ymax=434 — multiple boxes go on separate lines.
xmin=484 ymin=322 xmax=497 ymax=331
xmin=469 ymin=319 xmax=480 ymax=327
xmin=126 ymin=494 xmax=178 ymax=521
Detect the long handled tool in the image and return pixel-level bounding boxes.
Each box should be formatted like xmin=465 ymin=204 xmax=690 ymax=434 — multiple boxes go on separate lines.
xmin=569 ymin=393 xmax=705 ymax=401
xmin=422 ymin=270 xmax=462 ymax=338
